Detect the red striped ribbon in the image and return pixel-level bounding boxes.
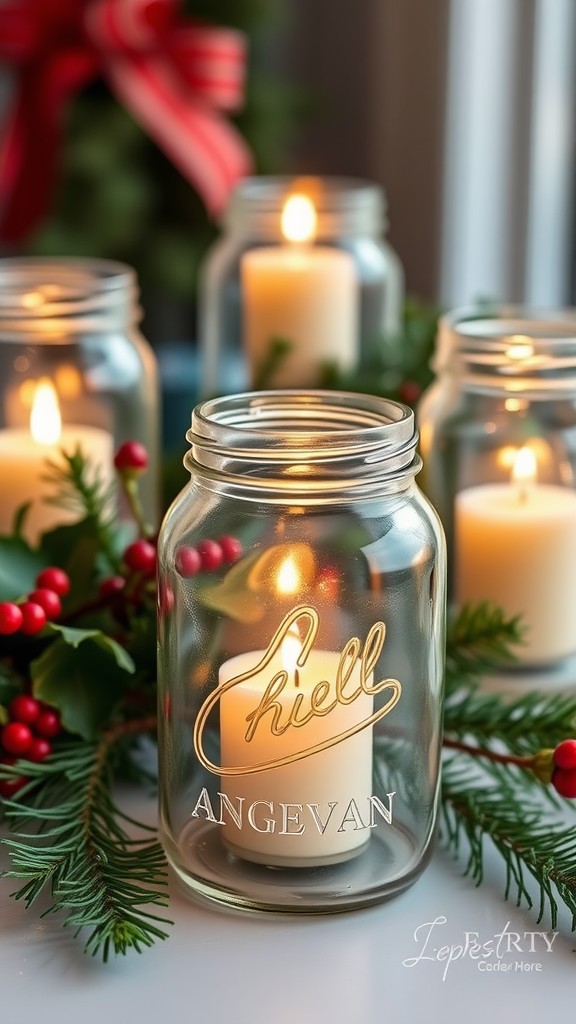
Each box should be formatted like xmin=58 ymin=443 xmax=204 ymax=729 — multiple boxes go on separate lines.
xmin=0 ymin=0 xmax=252 ymax=243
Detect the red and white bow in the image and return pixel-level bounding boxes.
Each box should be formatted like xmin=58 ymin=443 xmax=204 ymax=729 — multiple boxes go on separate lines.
xmin=0 ymin=0 xmax=252 ymax=243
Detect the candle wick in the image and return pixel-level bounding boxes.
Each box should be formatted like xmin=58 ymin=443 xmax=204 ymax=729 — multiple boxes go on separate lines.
xmin=294 ymin=668 xmax=300 ymax=688
xmin=518 ymin=484 xmax=529 ymax=505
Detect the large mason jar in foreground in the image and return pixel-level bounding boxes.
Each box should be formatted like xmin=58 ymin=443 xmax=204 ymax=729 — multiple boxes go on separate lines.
xmin=157 ymin=391 xmax=446 ymax=913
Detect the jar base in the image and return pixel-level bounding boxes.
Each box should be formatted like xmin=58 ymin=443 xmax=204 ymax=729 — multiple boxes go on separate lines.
xmin=165 ymin=817 xmax=431 ymax=915
xmin=222 ymin=836 xmax=370 ymax=868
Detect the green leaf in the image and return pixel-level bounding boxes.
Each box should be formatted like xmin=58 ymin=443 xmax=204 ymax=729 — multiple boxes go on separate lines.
xmin=12 ymin=503 xmax=32 ymax=541
xmin=31 ymin=633 xmax=134 ymax=740
xmin=0 ymin=536 xmax=45 ymax=601
xmin=39 ymin=518 xmax=101 ymax=604
xmin=48 ymin=624 xmax=135 ymax=673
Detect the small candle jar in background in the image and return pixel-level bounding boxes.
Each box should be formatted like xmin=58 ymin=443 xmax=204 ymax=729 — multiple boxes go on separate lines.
xmin=199 ymin=177 xmax=404 ymax=395
xmin=418 ymin=308 xmax=576 ymax=669
xmin=0 ymin=258 xmax=160 ymax=540
xmin=157 ymin=391 xmax=445 ymax=913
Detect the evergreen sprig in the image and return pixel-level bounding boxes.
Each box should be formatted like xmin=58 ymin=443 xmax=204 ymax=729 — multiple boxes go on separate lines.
xmin=43 ymin=449 xmax=121 ymax=572
xmin=0 ymin=721 xmax=170 ymax=961
xmin=441 ymin=757 xmax=576 ymax=928
xmin=445 ymin=601 xmax=525 ymax=690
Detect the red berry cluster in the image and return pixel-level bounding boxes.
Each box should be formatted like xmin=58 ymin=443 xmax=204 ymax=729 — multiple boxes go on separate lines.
xmin=551 ymin=739 xmax=576 ymax=798
xmin=0 ymin=695 xmax=62 ymax=798
xmin=0 ymin=566 xmax=70 ymax=637
xmin=175 ymin=535 xmax=242 ymax=577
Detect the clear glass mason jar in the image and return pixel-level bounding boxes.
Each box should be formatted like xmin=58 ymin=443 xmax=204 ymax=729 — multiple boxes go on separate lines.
xmin=199 ymin=177 xmax=404 ymax=396
xmin=157 ymin=390 xmax=446 ymax=913
xmin=418 ymin=308 xmax=576 ymax=667
xmin=0 ymin=257 xmax=160 ymax=538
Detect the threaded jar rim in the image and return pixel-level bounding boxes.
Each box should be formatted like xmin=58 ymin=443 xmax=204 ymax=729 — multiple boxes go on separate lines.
xmin=186 ymin=390 xmax=420 ymax=498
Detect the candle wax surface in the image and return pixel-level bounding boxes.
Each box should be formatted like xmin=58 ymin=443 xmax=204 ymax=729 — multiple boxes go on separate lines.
xmin=455 ymin=483 xmax=576 ymax=665
xmin=219 ymin=646 xmax=374 ymax=866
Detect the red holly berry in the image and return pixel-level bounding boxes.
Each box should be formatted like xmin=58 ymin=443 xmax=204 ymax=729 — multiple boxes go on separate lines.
xmin=0 ymin=602 xmax=23 ymax=635
xmin=0 ymin=761 xmax=28 ymax=799
xmin=9 ymin=695 xmax=41 ymax=726
xmin=2 ymin=721 xmax=33 ymax=756
xmin=175 ymin=546 xmax=202 ymax=577
xmin=19 ymin=602 xmax=47 ymax=636
xmin=99 ymin=575 xmax=126 ymax=598
xmin=553 ymin=739 xmax=576 ymax=771
xmin=124 ymin=539 xmax=157 ymax=575
xmin=34 ymin=708 xmax=61 ymax=740
xmin=114 ymin=441 xmax=149 ymax=473
xmin=398 ymin=380 xmax=422 ymax=406
xmin=35 ymin=567 xmax=70 ymax=597
xmin=218 ymin=535 xmax=243 ymax=564
xmin=197 ymin=539 xmax=223 ymax=572
xmin=27 ymin=737 xmax=52 ymax=762
xmin=28 ymin=588 xmax=61 ymax=620
xmin=552 ymin=768 xmax=576 ymax=799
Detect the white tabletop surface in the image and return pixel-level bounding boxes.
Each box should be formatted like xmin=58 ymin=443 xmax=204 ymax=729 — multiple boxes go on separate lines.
xmin=1 ymin=791 xmax=574 ymax=1024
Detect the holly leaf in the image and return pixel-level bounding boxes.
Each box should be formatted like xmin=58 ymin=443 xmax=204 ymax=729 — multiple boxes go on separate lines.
xmin=31 ymin=629 xmax=135 ymax=740
xmin=0 ymin=536 xmax=45 ymax=601
xmin=199 ymin=551 xmax=265 ymax=624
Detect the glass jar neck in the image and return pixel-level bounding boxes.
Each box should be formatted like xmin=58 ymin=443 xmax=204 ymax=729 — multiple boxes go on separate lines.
xmin=434 ymin=308 xmax=576 ymax=396
xmin=186 ymin=391 xmax=420 ymax=502
xmin=224 ymin=177 xmax=386 ymax=241
xmin=0 ymin=258 xmax=141 ymax=340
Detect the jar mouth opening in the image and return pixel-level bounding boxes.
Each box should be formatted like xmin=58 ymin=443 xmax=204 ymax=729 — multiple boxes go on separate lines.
xmin=435 ymin=308 xmax=576 ymax=392
xmin=225 ymin=177 xmax=385 ymax=237
xmin=186 ymin=391 xmax=420 ymax=492
xmin=0 ymin=257 xmax=139 ymax=336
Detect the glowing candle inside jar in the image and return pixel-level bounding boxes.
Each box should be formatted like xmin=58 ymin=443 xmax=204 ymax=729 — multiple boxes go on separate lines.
xmin=0 ymin=379 xmax=114 ymax=544
xmin=455 ymin=446 xmax=576 ymax=665
xmin=241 ymin=194 xmax=358 ymax=387
xmin=217 ymin=554 xmax=375 ymax=867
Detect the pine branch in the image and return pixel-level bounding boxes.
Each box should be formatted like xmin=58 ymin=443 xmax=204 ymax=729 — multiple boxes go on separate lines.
xmin=43 ymin=449 xmax=121 ymax=572
xmin=441 ymin=757 xmax=576 ymax=928
xmin=0 ymin=717 xmax=171 ymax=961
xmin=444 ymin=686 xmax=576 ymax=755
xmin=445 ymin=602 xmax=525 ymax=691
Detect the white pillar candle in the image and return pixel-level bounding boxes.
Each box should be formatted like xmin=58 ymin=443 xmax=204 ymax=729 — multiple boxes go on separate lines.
xmin=241 ymin=194 xmax=358 ymax=387
xmin=0 ymin=380 xmax=113 ymax=544
xmin=455 ymin=447 xmax=576 ymax=665
xmin=217 ymin=611 xmax=375 ymax=867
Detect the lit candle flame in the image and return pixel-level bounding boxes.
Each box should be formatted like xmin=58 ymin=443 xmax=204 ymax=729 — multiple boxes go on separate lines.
xmin=30 ymin=380 xmax=61 ymax=445
xmin=281 ymin=194 xmax=316 ymax=244
xmin=512 ymin=446 xmax=537 ymax=502
xmin=276 ymin=554 xmax=300 ymax=596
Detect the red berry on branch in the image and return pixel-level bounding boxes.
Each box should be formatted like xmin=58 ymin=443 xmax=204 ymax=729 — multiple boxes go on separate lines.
xmin=99 ymin=575 xmax=126 ymax=598
xmin=35 ymin=567 xmax=70 ymax=597
xmin=175 ymin=546 xmax=201 ymax=577
xmin=218 ymin=535 xmax=243 ymax=564
xmin=0 ymin=602 xmax=23 ymax=635
xmin=28 ymin=588 xmax=62 ymax=620
xmin=34 ymin=708 xmax=61 ymax=740
xmin=553 ymin=739 xmax=576 ymax=771
xmin=124 ymin=539 xmax=157 ymax=575
xmin=9 ymin=695 xmax=41 ymax=726
xmin=197 ymin=539 xmax=223 ymax=572
xmin=114 ymin=441 xmax=149 ymax=473
xmin=19 ymin=602 xmax=47 ymax=636
xmin=552 ymin=768 xmax=576 ymax=799
xmin=27 ymin=737 xmax=52 ymax=762
xmin=2 ymin=721 xmax=33 ymax=756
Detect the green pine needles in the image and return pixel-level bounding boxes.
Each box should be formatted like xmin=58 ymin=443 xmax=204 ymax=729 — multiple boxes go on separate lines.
xmin=0 ymin=722 xmax=170 ymax=961
xmin=442 ymin=603 xmax=576 ymax=929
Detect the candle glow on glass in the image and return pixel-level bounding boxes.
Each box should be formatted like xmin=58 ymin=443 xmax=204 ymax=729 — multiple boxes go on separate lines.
xmin=276 ymin=553 xmax=301 ymax=596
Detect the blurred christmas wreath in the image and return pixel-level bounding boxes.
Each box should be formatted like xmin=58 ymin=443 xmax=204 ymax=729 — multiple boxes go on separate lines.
xmin=0 ymin=0 xmax=302 ymax=305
